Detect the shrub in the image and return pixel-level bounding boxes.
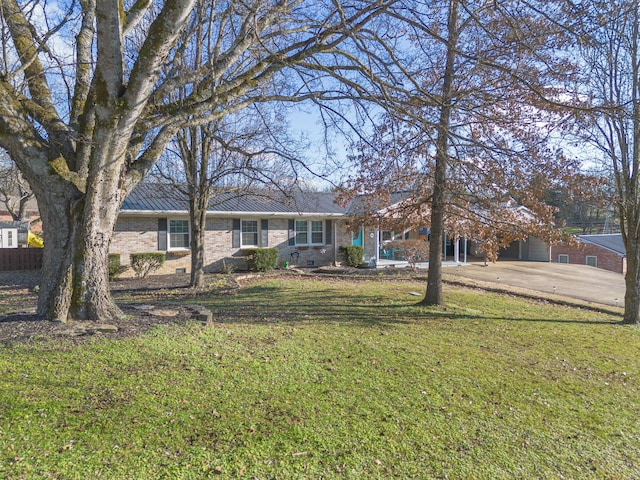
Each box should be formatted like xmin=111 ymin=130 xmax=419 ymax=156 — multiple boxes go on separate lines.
xmin=130 ymin=252 xmax=165 ymax=278
xmin=220 ymin=259 xmax=235 ymax=274
xmin=339 ymin=245 xmax=364 ymax=267
xmin=108 ymin=253 xmax=123 ymax=280
xmin=244 ymin=248 xmax=279 ymax=272
xmin=387 ymin=239 xmax=429 ymax=271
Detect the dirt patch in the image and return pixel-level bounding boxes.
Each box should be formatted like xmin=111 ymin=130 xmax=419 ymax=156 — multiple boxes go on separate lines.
xmin=0 ymin=305 xmax=198 ymax=346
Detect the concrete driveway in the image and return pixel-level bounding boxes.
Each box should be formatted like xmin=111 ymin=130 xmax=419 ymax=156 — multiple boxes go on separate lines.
xmin=445 ymin=261 xmax=625 ymax=308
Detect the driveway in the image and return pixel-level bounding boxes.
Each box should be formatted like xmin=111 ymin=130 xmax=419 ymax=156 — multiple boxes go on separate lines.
xmin=445 ymin=260 xmax=625 ymax=308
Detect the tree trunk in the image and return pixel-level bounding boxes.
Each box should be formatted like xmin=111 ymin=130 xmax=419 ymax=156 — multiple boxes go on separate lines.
xmin=189 ymin=195 xmax=208 ymax=288
xmin=625 ymin=0 xmax=640 ymax=325
xmin=35 ymin=184 xmax=123 ymax=322
xmin=36 ymin=191 xmax=80 ymax=322
xmin=623 ymin=234 xmax=640 ymax=324
xmin=31 ymin=136 xmax=127 ymax=323
xmin=420 ymin=0 xmax=459 ymax=306
xmin=422 ymin=156 xmax=446 ymax=306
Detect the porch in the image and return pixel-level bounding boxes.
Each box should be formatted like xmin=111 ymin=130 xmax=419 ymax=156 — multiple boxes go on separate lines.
xmin=374 ymin=258 xmax=468 ymax=269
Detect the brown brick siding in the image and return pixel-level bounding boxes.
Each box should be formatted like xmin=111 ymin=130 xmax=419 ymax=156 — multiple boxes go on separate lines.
xmin=551 ymin=243 xmax=625 ymax=275
xmin=111 ymin=216 xmax=350 ymax=275
xmin=335 ymin=225 xmax=383 ymax=263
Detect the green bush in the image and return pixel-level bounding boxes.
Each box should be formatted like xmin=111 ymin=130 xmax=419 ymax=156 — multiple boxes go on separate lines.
xmin=339 ymin=245 xmax=364 ymax=267
xmin=244 ymin=248 xmax=279 ymax=272
xmin=108 ymin=253 xmax=122 ymax=280
xmin=130 ymin=252 xmax=165 ymax=278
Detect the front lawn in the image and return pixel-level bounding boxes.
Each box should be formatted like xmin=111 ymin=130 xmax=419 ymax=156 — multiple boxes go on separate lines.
xmin=1 ymin=276 xmax=638 ymax=478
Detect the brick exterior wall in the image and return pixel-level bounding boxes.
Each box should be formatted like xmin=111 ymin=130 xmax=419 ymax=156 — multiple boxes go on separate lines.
xmin=111 ymin=215 xmax=350 ymax=276
xmin=551 ymin=242 xmax=626 ymax=275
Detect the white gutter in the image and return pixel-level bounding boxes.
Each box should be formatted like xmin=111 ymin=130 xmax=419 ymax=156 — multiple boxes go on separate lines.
xmin=119 ymin=210 xmax=345 ymax=218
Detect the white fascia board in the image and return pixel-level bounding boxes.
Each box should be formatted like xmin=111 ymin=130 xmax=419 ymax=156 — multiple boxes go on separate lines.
xmin=118 ymin=210 xmax=188 ymax=217
xmin=119 ymin=210 xmax=345 ymax=218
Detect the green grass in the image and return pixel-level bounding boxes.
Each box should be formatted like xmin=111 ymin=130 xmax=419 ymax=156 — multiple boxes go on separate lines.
xmin=1 ymin=276 xmax=639 ymax=479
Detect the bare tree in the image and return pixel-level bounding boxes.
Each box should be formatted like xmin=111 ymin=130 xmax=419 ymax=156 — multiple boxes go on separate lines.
xmin=153 ymin=1 xmax=316 ymax=288
xmin=563 ymin=0 xmax=640 ymax=323
xmin=156 ymin=104 xmax=301 ymax=287
xmin=0 ymin=0 xmax=391 ymax=322
xmin=342 ymin=0 xmax=579 ymax=306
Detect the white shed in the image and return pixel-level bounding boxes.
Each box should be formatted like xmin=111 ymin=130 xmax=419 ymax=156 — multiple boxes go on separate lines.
xmin=0 ymin=226 xmax=18 ymax=248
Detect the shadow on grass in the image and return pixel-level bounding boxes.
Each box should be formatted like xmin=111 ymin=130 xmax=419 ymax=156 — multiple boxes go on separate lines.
xmin=206 ymin=304 xmax=620 ymax=327
xmin=415 ymin=309 xmax=620 ymax=326
xmin=1 ymin=274 xmax=620 ymax=329
xmin=197 ymin=285 xmax=621 ymax=327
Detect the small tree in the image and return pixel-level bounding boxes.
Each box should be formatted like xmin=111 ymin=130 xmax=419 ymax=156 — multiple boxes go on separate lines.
xmin=388 ymin=239 xmax=429 ymax=272
xmin=561 ymin=0 xmax=640 ymax=323
xmin=343 ymin=0 xmax=576 ymax=306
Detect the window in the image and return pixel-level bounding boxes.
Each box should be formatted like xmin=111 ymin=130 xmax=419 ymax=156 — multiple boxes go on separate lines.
xmin=169 ymin=219 xmax=189 ymax=249
xmin=295 ymin=220 xmax=324 ymax=245
xmin=381 ymin=230 xmax=405 ymax=243
xmin=295 ymin=220 xmax=308 ymax=244
xmin=586 ymin=256 xmax=598 ymax=268
xmin=311 ymin=221 xmax=324 ymax=244
xmin=241 ymin=220 xmax=259 ymax=247
xmin=7 ymin=230 xmax=13 ymax=248
xmin=557 ymin=254 xmax=569 ymax=264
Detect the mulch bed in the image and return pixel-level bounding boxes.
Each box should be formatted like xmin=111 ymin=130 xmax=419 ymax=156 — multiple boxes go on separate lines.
xmin=0 ymin=272 xmax=206 ymax=346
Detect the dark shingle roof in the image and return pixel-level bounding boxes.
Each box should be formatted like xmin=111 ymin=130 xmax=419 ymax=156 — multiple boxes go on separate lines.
xmin=578 ymin=234 xmax=626 ymax=256
xmin=121 ymin=183 xmax=345 ymax=215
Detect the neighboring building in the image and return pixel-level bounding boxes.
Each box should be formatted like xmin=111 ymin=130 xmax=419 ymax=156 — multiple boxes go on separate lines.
xmin=497 ymin=235 xmax=551 ymax=262
xmin=551 ymin=234 xmax=626 ymax=275
xmin=0 ymin=197 xmax=42 ymax=234
xmin=0 ymin=222 xmax=19 ymax=248
xmin=0 ymin=220 xmax=31 ymax=248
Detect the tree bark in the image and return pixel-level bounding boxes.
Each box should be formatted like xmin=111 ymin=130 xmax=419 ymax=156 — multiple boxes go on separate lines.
xmin=623 ymin=246 xmax=640 ymax=324
xmin=189 ymin=193 xmax=208 ymax=288
xmin=622 ymin=213 xmax=640 ymax=324
xmin=421 ymin=0 xmax=459 ymax=307
xmin=423 ymin=155 xmax=447 ymax=306
xmin=34 ymin=159 xmax=125 ymax=322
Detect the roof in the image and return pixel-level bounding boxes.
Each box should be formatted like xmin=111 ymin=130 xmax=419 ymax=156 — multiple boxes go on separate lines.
xmin=120 ymin=183 xmax=346 ymax=216
xmin=577 ymin=234 xmax=626 ymax=256
xmin=345 ymin=191 xmax=412 ymax=216
xmin=0 ymin=197 xmax=39 ymax=214
xmin=0 ymin=220 xmax=29 ymax=230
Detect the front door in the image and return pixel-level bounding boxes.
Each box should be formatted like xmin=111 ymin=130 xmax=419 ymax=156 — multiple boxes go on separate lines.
xmin=351 ymin=227 xmax=363 ymax=246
